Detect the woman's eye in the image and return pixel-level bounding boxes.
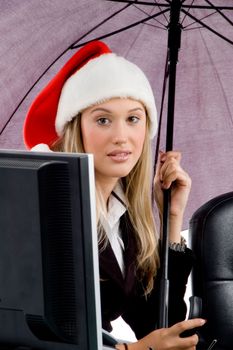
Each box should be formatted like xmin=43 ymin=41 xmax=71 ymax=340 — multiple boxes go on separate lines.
xmin=97 ymin=117 xmax=110 ymax=125
xmin=128 ymin=116 xmax=140 ymax=123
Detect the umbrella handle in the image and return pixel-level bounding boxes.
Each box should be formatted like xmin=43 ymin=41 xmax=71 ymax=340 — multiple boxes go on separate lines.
xmin=158 ymin=189 xmax=171 ymax=328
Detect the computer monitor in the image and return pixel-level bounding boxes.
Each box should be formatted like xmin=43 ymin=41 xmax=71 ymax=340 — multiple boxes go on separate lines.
xmin=0 ymin=149 xmax=102 ymax=350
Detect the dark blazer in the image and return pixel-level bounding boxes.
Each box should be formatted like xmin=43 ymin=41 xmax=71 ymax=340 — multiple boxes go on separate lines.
xmin=99 ymin=213 xmax=194 ymax=340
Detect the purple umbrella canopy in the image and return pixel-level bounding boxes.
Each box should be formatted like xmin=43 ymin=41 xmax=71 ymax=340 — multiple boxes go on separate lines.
xmin=0 ymin=0 xmax=233 ymax=228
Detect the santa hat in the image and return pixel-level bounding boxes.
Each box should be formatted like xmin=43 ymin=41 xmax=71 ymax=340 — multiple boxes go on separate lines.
xmin=24 ymin=41 xmax=157 ymax=149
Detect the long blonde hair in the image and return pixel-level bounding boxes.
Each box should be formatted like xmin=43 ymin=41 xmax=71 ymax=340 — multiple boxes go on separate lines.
xmin=52 ymin=112 xmax=160 ymax=294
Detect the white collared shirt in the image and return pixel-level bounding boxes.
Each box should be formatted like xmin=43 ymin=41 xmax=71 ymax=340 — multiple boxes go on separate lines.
xmin=100 ymin=182 xmax=127 ymax=276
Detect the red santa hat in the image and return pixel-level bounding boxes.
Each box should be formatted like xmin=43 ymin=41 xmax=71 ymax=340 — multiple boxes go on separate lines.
xmin=23 ymin=40 xmax=157 ymax=150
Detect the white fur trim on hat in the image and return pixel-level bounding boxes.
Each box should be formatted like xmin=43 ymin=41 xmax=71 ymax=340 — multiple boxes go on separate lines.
xmin=55 ymin=53 xmax=157 ymax=138
xmin=31 ymin=143 xmax=53 ymax=152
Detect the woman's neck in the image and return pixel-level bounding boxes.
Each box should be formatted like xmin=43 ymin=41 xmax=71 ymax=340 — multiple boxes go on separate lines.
xmin=95 ymin=176 xmax=119 ymax=206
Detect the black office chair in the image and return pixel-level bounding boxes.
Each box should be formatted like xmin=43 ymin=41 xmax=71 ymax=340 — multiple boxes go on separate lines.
xmin=188 ymin=191 xmax=233 ymax=350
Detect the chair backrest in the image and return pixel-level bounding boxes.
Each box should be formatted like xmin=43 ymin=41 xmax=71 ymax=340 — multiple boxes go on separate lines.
xmin=189 ymin=191 xmax=233 ymax=349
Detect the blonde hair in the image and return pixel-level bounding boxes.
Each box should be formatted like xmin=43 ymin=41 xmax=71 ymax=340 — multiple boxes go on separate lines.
xmin=52 ymin=112 xmax=160 ymax=294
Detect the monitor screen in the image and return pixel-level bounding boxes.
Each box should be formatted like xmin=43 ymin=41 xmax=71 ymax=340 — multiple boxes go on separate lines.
xmin=0 ymin=149 xmax=102 ymax=350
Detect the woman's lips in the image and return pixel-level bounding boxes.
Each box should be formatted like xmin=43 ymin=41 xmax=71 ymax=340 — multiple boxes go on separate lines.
xmin=107 ymin=150 xmax=131 ymax=162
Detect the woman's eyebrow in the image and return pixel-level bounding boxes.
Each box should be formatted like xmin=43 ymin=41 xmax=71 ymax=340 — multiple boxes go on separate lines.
xmin=91 ymin=107 xmax=145 ymax=113
xmin=128 ymin=107 xmax=145 ymax=113
xmin=90 ymin=108 xmax=111 ymax=114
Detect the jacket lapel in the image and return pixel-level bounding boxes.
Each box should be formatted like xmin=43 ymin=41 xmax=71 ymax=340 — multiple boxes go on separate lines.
xmin=99 ymin=213 xmax=138 ymax=294
xmin=99 ymin=241 xmax=125 ymax=288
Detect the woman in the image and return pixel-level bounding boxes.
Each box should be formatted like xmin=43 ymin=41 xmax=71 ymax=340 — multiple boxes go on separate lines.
xmin=23 ymin=40 xmax=206 ymax=350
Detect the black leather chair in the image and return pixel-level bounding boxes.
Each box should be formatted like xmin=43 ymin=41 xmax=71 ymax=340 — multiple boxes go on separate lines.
xmin=189 ymin=192 xmax=233 ymax=349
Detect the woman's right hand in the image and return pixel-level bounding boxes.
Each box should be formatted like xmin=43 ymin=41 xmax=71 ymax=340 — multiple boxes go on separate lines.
xmin=130 ymin=318 xmax=206 ymax=350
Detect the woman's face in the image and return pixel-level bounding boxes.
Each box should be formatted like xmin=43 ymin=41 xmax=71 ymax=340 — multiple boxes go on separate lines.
xmin=81 ymin=98 xmax=147 ymax=185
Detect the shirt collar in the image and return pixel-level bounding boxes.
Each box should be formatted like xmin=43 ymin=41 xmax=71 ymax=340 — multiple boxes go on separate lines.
xmin=101 ymin=181 xmax=127 ymax=231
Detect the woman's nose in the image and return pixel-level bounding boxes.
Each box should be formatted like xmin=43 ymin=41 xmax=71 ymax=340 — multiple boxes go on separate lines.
xmin=112 ymin=122 xmax=127 ymax=144
xmin=112 ymin=136 xmax=127 ymax=145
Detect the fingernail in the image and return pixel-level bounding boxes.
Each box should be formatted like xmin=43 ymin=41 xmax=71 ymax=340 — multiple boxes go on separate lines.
xmin=159 ymin=151 xmax=165 ymax=161
xmin=200 ymin=319 xmax=207 ymax=325
xmin=160 ymin=155 xmax=166 ymax=162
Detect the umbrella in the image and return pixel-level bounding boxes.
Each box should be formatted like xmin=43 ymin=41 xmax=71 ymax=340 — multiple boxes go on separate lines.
xmin=0 ymin=0 xmax=232 ymax=332
xmin=0 ymin=0 xmax=232 ymax=230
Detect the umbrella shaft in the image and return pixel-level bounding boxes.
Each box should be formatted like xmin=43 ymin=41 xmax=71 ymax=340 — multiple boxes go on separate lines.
xmin=158 ymin=279 xmax=169 ymax=328
xmin=166 ymin=0 xmax=182 ymax=150
xmin=159 ymin=0 xmax=182 ymax=329
xmin=166 ymin=58 xmax=178 ymax=151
